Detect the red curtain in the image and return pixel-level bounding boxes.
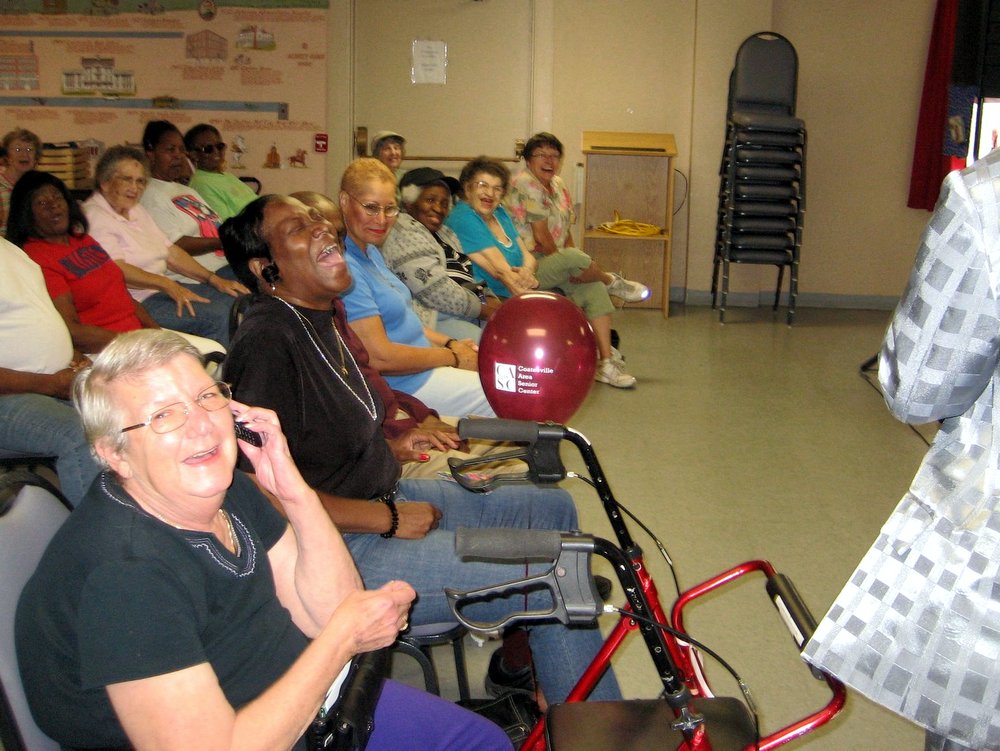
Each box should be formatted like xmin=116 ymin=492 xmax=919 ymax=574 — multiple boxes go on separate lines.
xmin=908 ymin=0 xmax=961 ymax=210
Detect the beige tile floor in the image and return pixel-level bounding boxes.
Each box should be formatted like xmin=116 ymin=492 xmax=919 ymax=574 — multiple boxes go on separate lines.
xmin=2 ymin=304 xmax=931 ymax=750
xmin=393 ymin=304 xmax=930 ymax=750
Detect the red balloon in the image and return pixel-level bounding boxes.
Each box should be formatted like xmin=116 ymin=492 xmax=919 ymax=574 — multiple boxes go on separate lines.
xmin=478 ymin=291 xmax=597 ymax=422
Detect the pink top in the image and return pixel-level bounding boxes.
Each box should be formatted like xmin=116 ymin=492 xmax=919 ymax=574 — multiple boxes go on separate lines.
xmin=82 ymin=191 xmax=172 ymax=302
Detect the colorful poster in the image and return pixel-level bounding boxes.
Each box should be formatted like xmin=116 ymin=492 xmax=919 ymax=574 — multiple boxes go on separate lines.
xmin=0 ymin=0 xmax=329 ymax=196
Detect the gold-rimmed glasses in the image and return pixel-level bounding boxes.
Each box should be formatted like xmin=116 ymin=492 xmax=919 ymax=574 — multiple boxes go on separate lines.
xmin=120 ymin=382 xmax=232 ymax=435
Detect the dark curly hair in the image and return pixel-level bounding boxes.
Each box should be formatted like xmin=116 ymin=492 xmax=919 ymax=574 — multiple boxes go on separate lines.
xmin=458 ymin=157 xmax=511 ymax=194
xmin=6 ymin=170 xmax=88 ymax=248
xmin=522 ymin=132 xmax=563 ymax=161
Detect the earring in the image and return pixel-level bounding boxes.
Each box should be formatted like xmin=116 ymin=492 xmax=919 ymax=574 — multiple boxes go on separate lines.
xmin=261 ymin=263 xmax=281 ymax=291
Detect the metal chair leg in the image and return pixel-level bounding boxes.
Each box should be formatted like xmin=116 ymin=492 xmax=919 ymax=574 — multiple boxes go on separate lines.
xmin=773 ymin=265 xmax=785 ymax=311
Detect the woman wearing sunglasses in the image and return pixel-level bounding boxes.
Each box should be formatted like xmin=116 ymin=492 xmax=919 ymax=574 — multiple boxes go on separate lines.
xmin=184 ymin=123 xmax=258 ymax=221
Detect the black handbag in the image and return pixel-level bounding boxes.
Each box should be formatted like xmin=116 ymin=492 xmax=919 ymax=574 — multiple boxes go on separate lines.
xmin=458 ymin=691 xmax=542 ymax=747
xmin=306 ymin=648 xmax=389 ymax=751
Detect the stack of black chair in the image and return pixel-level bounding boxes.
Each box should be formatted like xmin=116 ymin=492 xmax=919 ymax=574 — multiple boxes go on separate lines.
xmin=712 ymin=31 xmax=805 ymax=325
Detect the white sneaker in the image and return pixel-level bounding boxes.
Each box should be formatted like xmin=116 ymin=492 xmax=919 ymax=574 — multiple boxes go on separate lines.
xmin=606 ymin=273 xmax=650 ymax=303
xmin=610 ymin=347 xmax=625 ymax=365
xmin=595 ymin=357 xmax=636 ymax=388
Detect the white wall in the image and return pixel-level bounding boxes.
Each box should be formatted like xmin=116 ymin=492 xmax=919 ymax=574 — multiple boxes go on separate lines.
xmin=326 ymin=0 xmax=939 ymax=307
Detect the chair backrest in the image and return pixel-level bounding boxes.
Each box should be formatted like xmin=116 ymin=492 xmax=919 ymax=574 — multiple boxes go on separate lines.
xmin=239 ymin=176 xmax=263 ymax=195
xmin=227 ymin=292 xmax=255 ymax=343
xmin=0 ymin=472 xmax=70 ymax=751
xmin=729 ymin=31 xmax=798 ymax=117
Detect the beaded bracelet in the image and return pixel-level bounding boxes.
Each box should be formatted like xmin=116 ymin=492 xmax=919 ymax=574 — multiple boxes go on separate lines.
xmin=380 ymin=497 xmax=399 ymax=539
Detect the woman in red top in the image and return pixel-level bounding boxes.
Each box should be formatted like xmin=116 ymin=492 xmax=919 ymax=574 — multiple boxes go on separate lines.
xmin=7 ymin=170 xmax=160 ymax=353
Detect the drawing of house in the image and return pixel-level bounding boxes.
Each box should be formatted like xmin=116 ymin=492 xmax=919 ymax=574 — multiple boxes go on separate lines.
xmin=187 ymin=30 xmax=227 ymax=61
xmin=63 ymin=56 xmax=135 ymax=96
xmin=236 ymin=25 xmax=275 ymax=51
xmin=0 ymin=40 xmax=39 ymax=90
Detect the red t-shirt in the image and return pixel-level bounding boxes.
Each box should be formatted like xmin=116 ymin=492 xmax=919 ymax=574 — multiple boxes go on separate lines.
xmin=23 ymin=234 xmax=143 ymax=332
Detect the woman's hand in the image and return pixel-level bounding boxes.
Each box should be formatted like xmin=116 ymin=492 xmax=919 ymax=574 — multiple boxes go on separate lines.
xmin=419 ymin=416 xmax=468 ymax=451
xmin=229 ymin=401 xmax=313 ymax=506
xmin=161 ymin=279 xmax=211 ymax=318
xmin=333 ymin=580 xmax=416 ymax=655
xmin=208 ymin=273 xmax=250 ymax=298
xmin=450 ymin=339 xmax=478 ymax=371
xmin=48 ymin=367 xmax=79 ymax=400
xmin=395 ymin=501 xmax=443 ymax=539
xmin=479 ymin=294 xmax=504 ymax=320
xmin=386 ymin=426 xmax=460 ymax=463
xmin=504 ymin=267 xmax=538 ymax=295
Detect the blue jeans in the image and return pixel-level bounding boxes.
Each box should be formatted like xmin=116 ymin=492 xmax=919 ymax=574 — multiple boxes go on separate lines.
xmin=435 ymin=312 xmax=484 ymax=343
xmin=0 ymin=394 xmax=100 ymax=507
xmin=344 ymin=479 xmax=621 ymax=704
xmin=142 ymin=283 xmax=234 ymax=347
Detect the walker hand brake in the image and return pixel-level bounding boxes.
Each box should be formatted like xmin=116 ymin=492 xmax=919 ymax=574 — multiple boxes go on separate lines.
xmin=444 ymin=528 xmax=601 ymax=635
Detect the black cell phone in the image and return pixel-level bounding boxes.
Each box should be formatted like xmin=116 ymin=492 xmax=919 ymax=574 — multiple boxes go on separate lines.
xmin=234 ymin=421 xmax=263 ymax=447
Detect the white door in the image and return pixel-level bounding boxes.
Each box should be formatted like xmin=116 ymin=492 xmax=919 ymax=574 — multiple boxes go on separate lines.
xmin=352 ymin=0 xmax=535 ymax=172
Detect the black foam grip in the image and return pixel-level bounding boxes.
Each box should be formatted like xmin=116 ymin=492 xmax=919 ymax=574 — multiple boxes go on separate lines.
xmin=455 ymin=527 xmax=563 ymax=560
xmin=457 ymin=418 xmax=540 ymax=443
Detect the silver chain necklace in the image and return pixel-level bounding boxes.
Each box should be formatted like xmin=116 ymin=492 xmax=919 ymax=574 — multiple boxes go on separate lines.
xmin=271 ymin=296 xmax=378 ymax=421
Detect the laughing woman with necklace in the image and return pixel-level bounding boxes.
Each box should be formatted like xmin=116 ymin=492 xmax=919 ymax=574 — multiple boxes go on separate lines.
xmin=221 ymin=195 xmax=621 ymax=707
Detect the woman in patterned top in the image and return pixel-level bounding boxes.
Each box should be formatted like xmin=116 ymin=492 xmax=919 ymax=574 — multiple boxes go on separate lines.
xmin=381 ymin=167 xmax=502 ymax=342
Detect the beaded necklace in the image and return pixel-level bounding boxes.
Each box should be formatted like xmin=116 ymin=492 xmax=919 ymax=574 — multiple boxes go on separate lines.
xmin=271 ymin=295 xmax=378 ymax=421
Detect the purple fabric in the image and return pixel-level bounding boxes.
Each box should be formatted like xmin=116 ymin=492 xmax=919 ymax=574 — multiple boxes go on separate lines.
xmin=369 ymin=680 xmax=513 ymax=751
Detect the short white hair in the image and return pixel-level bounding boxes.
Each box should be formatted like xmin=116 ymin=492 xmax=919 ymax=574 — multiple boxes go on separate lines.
xmin=73 ymin=330 xmax=202 ymax=464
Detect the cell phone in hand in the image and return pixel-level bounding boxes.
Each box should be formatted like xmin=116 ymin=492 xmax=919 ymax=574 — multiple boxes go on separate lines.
xmin=234 ymin=421 xmax=263 ymax=447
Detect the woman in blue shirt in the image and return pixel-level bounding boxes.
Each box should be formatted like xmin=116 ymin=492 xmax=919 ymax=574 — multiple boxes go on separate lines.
xmin=338 ymin=159 xmax=495 ymax=418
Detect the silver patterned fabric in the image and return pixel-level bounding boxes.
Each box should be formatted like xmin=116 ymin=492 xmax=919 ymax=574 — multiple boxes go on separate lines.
xmin=803 ymin=149 xmax=1000 ymax=750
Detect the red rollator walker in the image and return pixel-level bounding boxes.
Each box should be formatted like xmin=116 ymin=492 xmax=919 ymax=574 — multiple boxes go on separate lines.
xmin=444 ymin=418 xmax=846 ymax=751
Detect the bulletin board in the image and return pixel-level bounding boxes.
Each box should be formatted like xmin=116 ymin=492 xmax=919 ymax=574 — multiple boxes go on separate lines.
xmin=0 ymin=0 xmax=329 ymax=196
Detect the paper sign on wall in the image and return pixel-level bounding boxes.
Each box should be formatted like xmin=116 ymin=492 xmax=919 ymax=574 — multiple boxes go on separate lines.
xmin=411 ymin=40 xmax=447 ymax=85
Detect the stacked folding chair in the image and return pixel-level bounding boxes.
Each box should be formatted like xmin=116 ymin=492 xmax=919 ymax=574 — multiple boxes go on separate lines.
xmin=712 ymin=31 xmax=805 ymax=325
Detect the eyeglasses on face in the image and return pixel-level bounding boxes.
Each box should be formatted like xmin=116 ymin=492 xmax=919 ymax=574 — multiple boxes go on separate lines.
xmin=113 ymin=174 xmax=147 ymax=189
xmin=474 ymin=180 xmax=505 ymax=196
xmin=346 ymin=192 xmax=400 ymax=218
xmin=120 ymin=382 xmax=232 ymax=435
xmin=193 ymin=142 xmax=227 ymax=155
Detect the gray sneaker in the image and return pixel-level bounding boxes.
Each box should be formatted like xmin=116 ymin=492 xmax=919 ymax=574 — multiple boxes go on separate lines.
xmin=606 ymin=273 xmax=650 ymax=303
xmin=595 ymin=357 xmax=636 ymax=388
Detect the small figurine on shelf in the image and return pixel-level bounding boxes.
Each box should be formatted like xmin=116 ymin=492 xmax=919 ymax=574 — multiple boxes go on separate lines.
xmin=230 ymin=135 xmax=247 ymax=169
xmin=288 ymin=149 xmax=307 ymax=168
xmin=264 ymin=143 xmax=281 ymax=169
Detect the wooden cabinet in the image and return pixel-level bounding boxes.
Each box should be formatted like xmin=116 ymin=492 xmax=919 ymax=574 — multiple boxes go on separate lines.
xmin=581 ymin=131 xmax=677 ymax=317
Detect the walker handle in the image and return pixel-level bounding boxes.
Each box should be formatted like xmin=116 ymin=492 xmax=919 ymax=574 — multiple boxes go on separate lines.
xmin=455 ymin=527 xmax=563 ymax=560
xmin=457 ymin=417 xmax=548 ymax=443
xmin=445 ymin=528 xmax=601 ymax=634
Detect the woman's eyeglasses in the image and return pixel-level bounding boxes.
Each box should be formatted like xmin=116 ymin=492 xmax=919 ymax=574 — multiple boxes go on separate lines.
xmin=346 ymin=192 xmax=400 ymax=218
xmin=120 ymin=382 xmax=232 ymax=435
xmin=474 ymin=180 xmax=505 ymax=196
xmin=193 ymin=142 xmax=227 ymax=155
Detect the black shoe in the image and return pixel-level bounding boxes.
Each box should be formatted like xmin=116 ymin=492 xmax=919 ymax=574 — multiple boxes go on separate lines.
xmin=485 ymin=646 xmax=536 ymax=699
xmin=594 ymin=575 xmax=613 ymax=602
